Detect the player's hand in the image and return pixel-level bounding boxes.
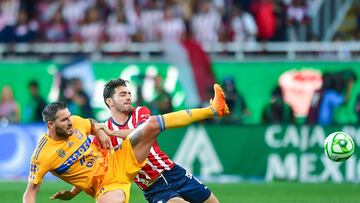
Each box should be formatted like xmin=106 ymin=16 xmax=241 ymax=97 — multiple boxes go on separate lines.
xmin=50 ymin=190 xmax=74 ymax=200
xmin=95 ymin=123 xmax=114 ymax=135
xmin=97 ymin=129 xmax=113 ymax=150
xmin=112 ymin=129 xmax=133 ymax=139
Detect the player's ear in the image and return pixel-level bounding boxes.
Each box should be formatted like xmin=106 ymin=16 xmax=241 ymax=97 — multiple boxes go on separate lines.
xmin=47 ymin=121 xmax=54 ymax=128
xmin=106 ymin=98 xmax=113 ymax=107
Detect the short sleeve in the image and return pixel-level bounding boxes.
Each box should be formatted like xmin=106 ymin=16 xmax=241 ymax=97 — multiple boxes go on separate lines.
xmin=136 ymin=106 xmax=152 ymax=125
xmin=71 ymin=115 xmax=92 ymax=135
xmin=28 ymin=158 xmax=49 ymax=184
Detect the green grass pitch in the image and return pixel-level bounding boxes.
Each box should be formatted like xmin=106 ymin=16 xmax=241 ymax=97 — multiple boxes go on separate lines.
xmin=1 ymin=181 xmax=359 ymax=203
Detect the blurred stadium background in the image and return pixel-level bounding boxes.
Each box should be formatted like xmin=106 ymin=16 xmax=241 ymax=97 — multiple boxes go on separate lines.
xmin=1 ymin=0 xmax=360 ymax=202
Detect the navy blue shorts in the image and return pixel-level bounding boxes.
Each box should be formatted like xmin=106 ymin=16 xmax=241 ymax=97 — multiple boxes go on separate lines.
xmin=143 ymin=165 xmax=212 ymax=203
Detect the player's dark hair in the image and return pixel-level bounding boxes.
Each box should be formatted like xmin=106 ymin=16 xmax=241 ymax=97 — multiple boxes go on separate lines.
xmin=42 ymin=101 xmax=67 ymax=123
xmin=103 ymin=78 xmax=128 ymax=108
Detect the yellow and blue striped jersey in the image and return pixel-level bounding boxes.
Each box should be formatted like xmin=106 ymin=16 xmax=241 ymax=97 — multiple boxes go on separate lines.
xmin=28 ymin=115 xmax=107 ymax=196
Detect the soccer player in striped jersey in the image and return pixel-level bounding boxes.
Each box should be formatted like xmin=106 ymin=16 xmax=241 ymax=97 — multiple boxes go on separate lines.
xmin=51 ymin=78 xmax=225 ymax=203
xmin=97 ymin=79 xmax=221 ymax=203
xmin=45 ymin=79 xmax=230 ymax=203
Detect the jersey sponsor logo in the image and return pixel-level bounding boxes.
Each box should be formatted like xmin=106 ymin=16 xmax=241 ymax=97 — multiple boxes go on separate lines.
xmin=56 ymin=149 xmax=66 ymax=158
xmin=140 ymin=114 xmax=150 ymax=119
xmin=80 ymin=155 xmax=99 ymax=168
xmin=79 ymin=156 xmax=86 ymax=165
xmin=53 ymin=137 xmax=91 ymax=174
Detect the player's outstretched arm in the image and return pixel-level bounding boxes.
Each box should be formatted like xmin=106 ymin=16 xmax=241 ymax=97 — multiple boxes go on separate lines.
xmin=50 ymin=186 xmax=82 ymax=201
xmin=23 ymin=182 xmax=40 ymax=203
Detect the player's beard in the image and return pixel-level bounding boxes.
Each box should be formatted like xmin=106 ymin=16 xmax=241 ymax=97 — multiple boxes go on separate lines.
xmin=114 ymin=101 xmax=132 ymax=114
xmin=55 ymin=125 xmax=72 ymax=138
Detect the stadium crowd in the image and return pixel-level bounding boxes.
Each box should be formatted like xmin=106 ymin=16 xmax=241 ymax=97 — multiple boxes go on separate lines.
xmin=1 ymin=0 xmax=360 ymax=126
xmin=2 ymin=0 xmax=355 ymax=45
xmin=1 ymin=69 xmax=359 ymax=127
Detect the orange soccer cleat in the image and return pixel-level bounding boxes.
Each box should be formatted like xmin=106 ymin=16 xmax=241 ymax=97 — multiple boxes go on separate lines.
xmin=210 ymin=84 xmax=230 ymax=117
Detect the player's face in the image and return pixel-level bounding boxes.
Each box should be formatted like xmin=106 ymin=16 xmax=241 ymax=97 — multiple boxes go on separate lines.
xmin=111 ymin=86 xmax=133 ymax=113
xmin=52 ymin=108 xmax=73 ymax=138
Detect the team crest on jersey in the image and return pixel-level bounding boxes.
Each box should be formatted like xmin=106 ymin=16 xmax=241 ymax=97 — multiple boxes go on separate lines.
xmin=68 ymin=141 xmax=74 ymax=148
xmin=141 ymin=114 xmax=150 ymax=119
xmin=56 ymin=149 xmax=66 ymax=158
xmin=73 ymin=130 xmax=84 ymax=140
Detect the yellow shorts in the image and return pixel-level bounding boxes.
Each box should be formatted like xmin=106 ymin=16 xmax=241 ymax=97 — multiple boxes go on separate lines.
xmin=95 ymin=138 xmax=145 ymax=203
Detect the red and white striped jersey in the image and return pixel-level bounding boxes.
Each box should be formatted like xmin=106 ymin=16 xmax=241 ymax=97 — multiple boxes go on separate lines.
xmin=93 ymin=106 xmax=175 ymax=190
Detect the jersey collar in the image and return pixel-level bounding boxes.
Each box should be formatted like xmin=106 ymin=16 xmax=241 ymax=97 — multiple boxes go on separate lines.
xmin=110 ymin=112 xmax=132 ymax=127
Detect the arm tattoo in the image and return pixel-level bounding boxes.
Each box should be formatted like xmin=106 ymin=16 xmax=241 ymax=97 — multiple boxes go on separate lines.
xmin=129 ymin=126 xmax=144 ymax=147
xmin=89 ymin=118 xmax=98 ymax=135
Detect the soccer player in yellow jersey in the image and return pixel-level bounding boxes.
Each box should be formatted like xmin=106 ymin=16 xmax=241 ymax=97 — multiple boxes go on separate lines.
xmin=23 ymin=84 xmax=229 ymax=203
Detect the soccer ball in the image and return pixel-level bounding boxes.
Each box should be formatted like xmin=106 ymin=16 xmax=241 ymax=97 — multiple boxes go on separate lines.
xmin=324 ymin=132 xmax=355 ymax=162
